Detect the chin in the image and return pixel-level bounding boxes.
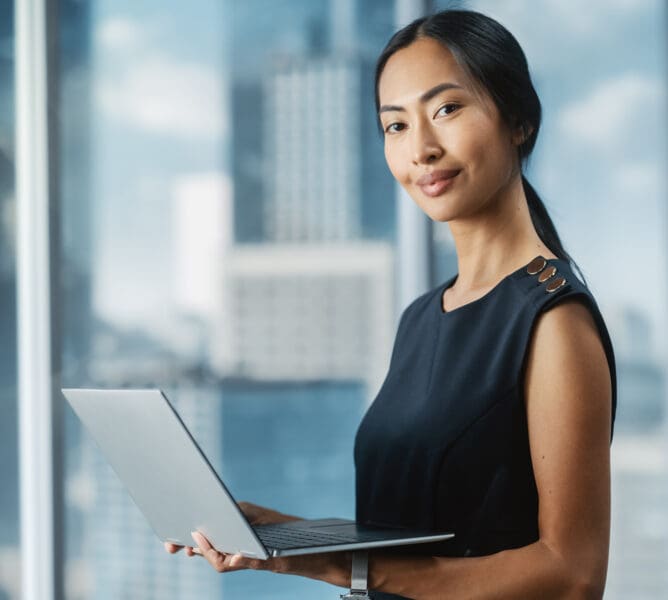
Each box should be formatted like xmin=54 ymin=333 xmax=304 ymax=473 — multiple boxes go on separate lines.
xmin=420 ymin=206 xmax=456 ymax=222
xmin=430 ymin=213 xmax=456 ymax=223
xmin=421 ymin=193 xmax=490 ymax=223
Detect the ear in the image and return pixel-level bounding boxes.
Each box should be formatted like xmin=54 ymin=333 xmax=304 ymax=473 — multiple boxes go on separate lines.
xmin=512 ymin=122 xmax=534 ymax=146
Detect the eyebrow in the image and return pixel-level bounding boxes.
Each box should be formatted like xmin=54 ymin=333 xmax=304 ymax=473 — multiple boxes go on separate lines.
xmin=379 ymin=82 xmax=464 ymax=114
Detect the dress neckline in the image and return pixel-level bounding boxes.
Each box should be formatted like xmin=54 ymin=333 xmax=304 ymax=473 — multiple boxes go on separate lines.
xmin=437 ymin=256 xmax=562 ymax=316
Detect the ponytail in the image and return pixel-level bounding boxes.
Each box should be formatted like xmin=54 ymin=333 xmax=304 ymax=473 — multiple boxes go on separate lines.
xmin=522 ymin=175 xmax=586 ymax=285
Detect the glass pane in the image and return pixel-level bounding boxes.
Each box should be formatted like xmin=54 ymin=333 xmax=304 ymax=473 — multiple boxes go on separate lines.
xmin=57 ymin=1 xmax=397 ymax=598
xmin=0 ymin=1 xmax=19 ymax=599
xmin=432 ymin=2 xmax=668 ymax=597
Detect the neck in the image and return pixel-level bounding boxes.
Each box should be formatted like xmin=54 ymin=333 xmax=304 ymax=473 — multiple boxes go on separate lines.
xmin=447 ymin=175 xmax=555 ymax=291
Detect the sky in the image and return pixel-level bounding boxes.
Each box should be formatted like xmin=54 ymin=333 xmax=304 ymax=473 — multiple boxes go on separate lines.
xmin=80 ymin=0 xmax=667 ymax=358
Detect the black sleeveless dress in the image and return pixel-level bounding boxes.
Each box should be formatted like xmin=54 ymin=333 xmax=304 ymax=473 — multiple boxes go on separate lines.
xmin=354 ymin=256 xmax=617 ymax=600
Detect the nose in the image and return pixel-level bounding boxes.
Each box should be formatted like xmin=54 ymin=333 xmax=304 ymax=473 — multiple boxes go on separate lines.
xmin=412 ymin=122 xmax=444 ymax=165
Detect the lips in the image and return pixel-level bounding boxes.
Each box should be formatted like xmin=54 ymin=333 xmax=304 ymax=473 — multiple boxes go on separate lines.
xmin=416 ymin=169 xmax=461 ymax=186
xmin=416 ymin=169 xmax=461 ymax=197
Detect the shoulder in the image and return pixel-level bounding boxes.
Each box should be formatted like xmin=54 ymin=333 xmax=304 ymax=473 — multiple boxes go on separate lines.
xmin=509 ymin=256 xmax=590 ymax=313
xmin=525 ymin=257 xmax=613 ymax=396
xmin=522 ymin=259 xmax=615 ymax=405
xmin=515 ymin=258 xmax=616 ymax=411
xmin=525 ymin=296 xmax=613 ymax=440
xmin=529 ymin=297 xmax=610 ymax=381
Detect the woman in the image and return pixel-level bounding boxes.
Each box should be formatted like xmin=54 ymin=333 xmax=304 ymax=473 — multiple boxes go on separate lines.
xmin=167 ymin=9 xmax=616 ymax=599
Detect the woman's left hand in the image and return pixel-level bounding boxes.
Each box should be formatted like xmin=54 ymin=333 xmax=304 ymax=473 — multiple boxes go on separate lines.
xmin=187 ymin=531 xmax=352 ymax=588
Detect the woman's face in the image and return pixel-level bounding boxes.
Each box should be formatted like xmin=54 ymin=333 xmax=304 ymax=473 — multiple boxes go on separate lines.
xmin=378 ymin=37 xmax=523 ymax=223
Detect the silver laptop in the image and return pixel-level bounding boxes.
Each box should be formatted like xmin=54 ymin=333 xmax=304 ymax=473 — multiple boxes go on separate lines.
xmin=62 ymin=388 xmax=454 ymax=559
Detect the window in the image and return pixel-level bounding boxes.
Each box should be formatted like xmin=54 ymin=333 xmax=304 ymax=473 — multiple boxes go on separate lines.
xmin=56 ymin=1 xmax=397 ymax=598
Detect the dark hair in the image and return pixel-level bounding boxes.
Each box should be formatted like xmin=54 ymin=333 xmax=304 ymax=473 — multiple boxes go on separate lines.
xmin=375 ymin=9 xmax=583 ymax=280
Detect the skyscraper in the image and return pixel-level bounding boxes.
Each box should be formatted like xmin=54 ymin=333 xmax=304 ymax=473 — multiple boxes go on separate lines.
xmin=230 ymin=0 xmax=395 ymax=245
xmin=264 ymin=55 xmax=364 ymax=242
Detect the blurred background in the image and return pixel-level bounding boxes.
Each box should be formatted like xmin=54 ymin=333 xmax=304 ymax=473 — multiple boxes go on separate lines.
xmin=1 ymin=0 xmax=666 ymax=598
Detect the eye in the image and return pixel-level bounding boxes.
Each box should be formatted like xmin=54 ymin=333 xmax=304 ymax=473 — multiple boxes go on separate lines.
xmin=435 ymin=103 xmax=460 ymax=118
xmin=384 ymin=122 xmax=406 ymax=134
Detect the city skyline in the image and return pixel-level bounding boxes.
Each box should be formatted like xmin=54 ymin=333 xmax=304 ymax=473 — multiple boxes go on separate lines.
xmin=89 ymin=0 xmax=667 ymax=360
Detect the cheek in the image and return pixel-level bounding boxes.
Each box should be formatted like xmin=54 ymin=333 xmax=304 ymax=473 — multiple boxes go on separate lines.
xmin=447 ymin=121 xmax=486 ymax=168
xmin=384 ymin=143 xmax=408 ymax=184
xmin=456 ymin=122 xmax=512 ymax=182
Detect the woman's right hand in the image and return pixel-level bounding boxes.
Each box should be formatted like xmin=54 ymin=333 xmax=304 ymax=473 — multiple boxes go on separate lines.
xmin=163 ymin=501 xmax=300 ymax=556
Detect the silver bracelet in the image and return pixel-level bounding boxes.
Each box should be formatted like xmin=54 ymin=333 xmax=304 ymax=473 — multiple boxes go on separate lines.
xmin=340 ymin=551 xmax=370 ymax=599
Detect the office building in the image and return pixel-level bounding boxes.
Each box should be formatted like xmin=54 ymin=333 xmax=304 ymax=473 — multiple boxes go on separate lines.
xmin=210 ymin=241 xmax=395 ymax=400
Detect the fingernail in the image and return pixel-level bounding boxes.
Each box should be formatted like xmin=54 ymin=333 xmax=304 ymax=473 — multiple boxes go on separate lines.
xmin=191 ymin=531 xmax=199 ymax=543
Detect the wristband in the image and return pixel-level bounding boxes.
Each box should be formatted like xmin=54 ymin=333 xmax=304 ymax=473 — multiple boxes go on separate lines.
xmin=340 ymin=551 xmax=370 ymax=599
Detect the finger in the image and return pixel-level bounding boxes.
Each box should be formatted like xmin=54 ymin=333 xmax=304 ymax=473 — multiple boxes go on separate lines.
xmin=189 ymin=532 xmax=259 ymax=572
xmin=229 ymin=554 xmax=253 ymax=569
xmin=191 ymin=531 xmax=213 ymax=552
xmin=221 ymin=556 xmax=248 ymax=572
xmin=192 ymin=531 xmax=232 ymax=572
xmin=229 ymin=554 xmax=267 ymax=571
xmin=164 ymin=542 xmax=183 ymax=554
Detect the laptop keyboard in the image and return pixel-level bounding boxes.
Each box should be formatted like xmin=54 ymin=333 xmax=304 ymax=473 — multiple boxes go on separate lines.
xmin=254 ymin=524 xmax=359 ymax=549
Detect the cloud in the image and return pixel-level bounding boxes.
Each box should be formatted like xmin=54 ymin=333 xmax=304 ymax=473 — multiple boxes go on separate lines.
xmin=93 ymin=16 xmax=227 ymax=139
xmin=613 ymin=162 xmax=664 ymax=198
xmin=542 ymin=0 xmax=660 ymax=35
xmin=96 ymin=17 xmax=143 ymax=52
xmin=95 ymin=54 xmax=226 ymax=139
xmin=474 ymin=0 xmax=660 ymax=38
xmin=470 ymin=0 xmax=661 ymax=71
xmin=557 ymin=73 xmax=665 ymax=154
